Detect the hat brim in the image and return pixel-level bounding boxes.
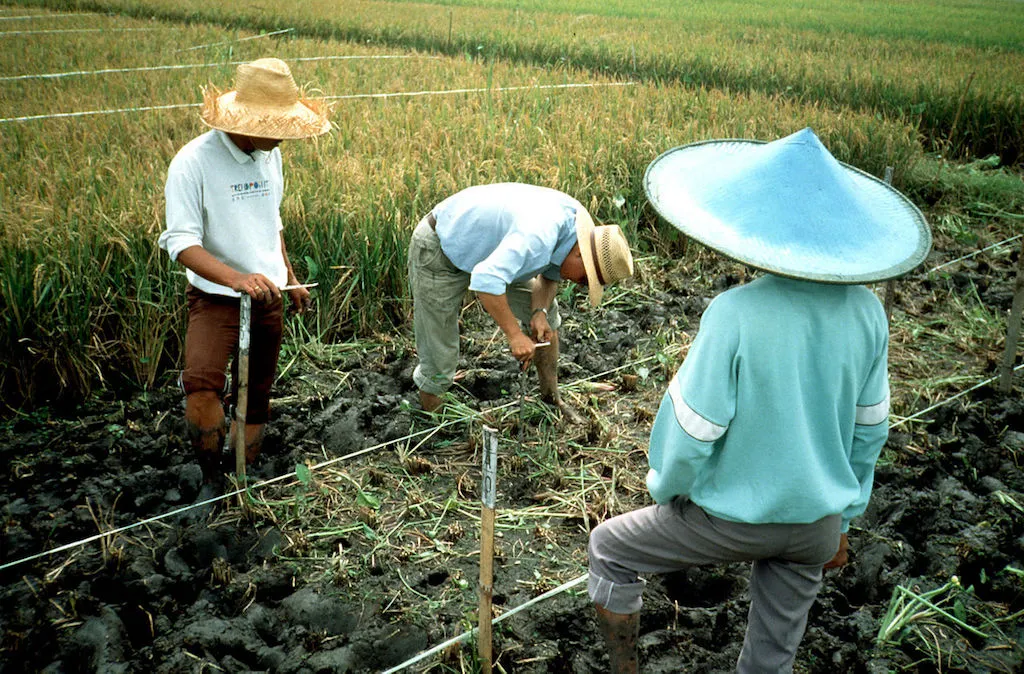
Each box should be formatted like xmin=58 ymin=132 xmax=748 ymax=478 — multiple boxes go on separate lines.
xmin=644 ymin=137 xmax=932 ymax=284
xmin=575 ymin=208 xmax=604 ymax=307
xmin=201 ymin=90 xmax=332 ymax=140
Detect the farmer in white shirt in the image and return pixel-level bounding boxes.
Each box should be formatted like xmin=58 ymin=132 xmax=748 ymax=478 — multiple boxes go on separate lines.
xmin=589 ymin=128 xmax=931 ymax=672
xmin=158 ymin=58 xmax=330 ymax=484
xmin=409 ymin=183 xmax=635 ymax=417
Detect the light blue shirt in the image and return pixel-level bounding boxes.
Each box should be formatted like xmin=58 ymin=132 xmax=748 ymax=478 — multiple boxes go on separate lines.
xmin=647 ymin=275 xmax=890 ymax=533
xmin=432 ymin=183 xmax=581 ymax=295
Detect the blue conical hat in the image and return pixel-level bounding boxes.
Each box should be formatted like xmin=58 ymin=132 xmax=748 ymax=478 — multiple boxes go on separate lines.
xmin=643 ymin=128 xmax=931 ymax=283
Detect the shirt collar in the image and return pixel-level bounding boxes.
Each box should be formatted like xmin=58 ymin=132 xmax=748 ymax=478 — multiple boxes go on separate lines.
xmin=216 ymin=129 xmax=266 ymax=164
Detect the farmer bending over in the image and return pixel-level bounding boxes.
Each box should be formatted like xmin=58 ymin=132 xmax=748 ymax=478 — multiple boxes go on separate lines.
xmin=158 ymin=58 xmax=330 ymax=484
xmin=588 ymin=128 xmax=931 ymax=672
xmin=409 ymin=183 xmax=634 ymax=417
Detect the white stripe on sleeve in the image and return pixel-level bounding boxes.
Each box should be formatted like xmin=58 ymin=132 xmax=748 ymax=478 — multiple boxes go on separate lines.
xmin=668 ymin=382 xmax=727 ymax=442
xmin=856 ymin=392 xmax=890 ymax=426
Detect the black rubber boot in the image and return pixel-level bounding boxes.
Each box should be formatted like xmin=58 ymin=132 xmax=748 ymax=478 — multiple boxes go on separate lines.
xmin=595 ymin=604 xmax=640 ymax=674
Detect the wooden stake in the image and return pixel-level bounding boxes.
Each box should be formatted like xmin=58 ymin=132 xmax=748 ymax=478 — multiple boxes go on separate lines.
xmin=478 ymin=426 xmax=498 ymax=674
xmin=998 ymin=239 xmax=1024 ymax=392
xmin=234 ymin=295 xmax=251 ymax=488
xmin=881 ymin=166 xmax=898 ymax=322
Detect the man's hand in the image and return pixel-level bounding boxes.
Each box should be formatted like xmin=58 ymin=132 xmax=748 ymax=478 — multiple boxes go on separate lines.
xmin=823 ymin=533 xmax=849 ymax=570
xmin=508 ymin=331 xmax=536 ymax=369
xmin=530 ymin=310 xmax=553 ymax=343
xmin=287 ymin=285 xmax=312 ymax=314
xmin=230 ymin=272 xmax=280 ymax=302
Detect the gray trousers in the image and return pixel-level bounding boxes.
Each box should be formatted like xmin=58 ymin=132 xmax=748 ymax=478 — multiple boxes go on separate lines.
xmin=588 ymin=498 xmax=841 ymax=673
xmin=408 ymin=217 xmax=562 ymax=395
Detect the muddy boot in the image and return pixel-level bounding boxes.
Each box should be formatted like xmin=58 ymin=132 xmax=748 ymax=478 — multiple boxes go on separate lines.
xmin=419 ymin=390 xmax=443 ymax=413
xmin=177 ymin=450 xmax=224 ymax=525
xmin=535 ymin=332 xmax=584 ymax=424
xmin=185 ymin=391 xmax=228 ymax=483
xmin=595 ymin=604 xmax=640 ymax=674
xmin=240 ymin=423 xmax=266 ymax=466
xmin=186 ymin=423 xmax=227 ymax=485
xmin=224 ymin=421 xmax=267 ymax=485
xmin=182 ymin=417 xmax=227 ymax=524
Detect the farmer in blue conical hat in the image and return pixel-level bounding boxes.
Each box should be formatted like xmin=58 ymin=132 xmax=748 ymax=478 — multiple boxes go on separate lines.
xmin=588 ymin=128 xmax=931 ymax=673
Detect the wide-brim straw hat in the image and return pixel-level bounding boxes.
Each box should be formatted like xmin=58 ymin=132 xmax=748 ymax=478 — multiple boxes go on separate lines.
xmin=201 ymin=58 xmax=331 ymax=140
xmin=643 ymin=127 xmax=931 ymax=284
xmin=576 ymin=208 xmax=635 ymax=306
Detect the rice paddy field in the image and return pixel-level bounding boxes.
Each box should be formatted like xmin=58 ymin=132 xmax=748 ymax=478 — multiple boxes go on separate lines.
xmin=1 ymin=1 xmax=1024 ymax=673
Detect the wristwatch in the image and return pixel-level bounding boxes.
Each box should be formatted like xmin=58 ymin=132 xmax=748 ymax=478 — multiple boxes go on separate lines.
xmin=531 ymin=307 xmax=548 ymax=318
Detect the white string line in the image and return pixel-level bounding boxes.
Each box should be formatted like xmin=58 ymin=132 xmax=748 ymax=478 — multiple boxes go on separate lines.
xmin=0 ymin=348 xmax=648 ymax=573
xmin=928 ymin=234 xmax=1023 ymax=273
xmin=2 ymin=339 xmax=1016 ymax=575
xmin=0 ymin=54 xmax=424 ymax=82
xmin=0 ymin=28 xmax=158 ymax=35
xmin=380 ymin=573 xmax=589 ymax=674
xmin=0 ymin=81 xmax=635 ymax=124
xmin=0 ymin=13 xmax=97 ymax=20
xmin=173 ymin=27 xmax=293 ymax=52
xmin=889 ymin=362 xmax=1024 ymax=429
xmin=0 ymin=102 xmax=198 ymax=123
xmin=324 ymin=81 xmax=635 ymax=102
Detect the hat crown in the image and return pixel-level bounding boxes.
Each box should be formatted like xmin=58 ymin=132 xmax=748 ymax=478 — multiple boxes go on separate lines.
xmin=594 ymin=226 xmax=634 ymax=285
xmin=233 ymin=58 xmax=300 ymax=110
xmin=200 ymin=57 xmax=332 ymax=140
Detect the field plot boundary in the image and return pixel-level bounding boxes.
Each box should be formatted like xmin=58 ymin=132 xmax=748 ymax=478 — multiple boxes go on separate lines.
xmin=9 ymin=0 xmax=1022 ymax=164
xmin=0 ymin=54 xmax=425 ymax=82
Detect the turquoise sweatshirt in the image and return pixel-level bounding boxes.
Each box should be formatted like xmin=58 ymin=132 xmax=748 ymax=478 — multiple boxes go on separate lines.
xmin=647 ymin=275 xmax=890 ymax=533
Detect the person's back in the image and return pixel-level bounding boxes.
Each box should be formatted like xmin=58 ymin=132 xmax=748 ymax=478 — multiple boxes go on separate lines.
xmin=653 ymin=274 xmax=889 ymax=526
xmin=430 ymin=183 xmax=581 ymax=280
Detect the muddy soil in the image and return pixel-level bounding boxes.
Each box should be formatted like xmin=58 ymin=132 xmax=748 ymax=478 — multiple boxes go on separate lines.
xmin=2 ymin=247 xmax=1023 ymax=673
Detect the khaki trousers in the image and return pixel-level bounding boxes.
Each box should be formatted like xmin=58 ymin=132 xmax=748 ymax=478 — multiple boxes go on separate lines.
xmin=409 ymin=217 xmax=562 ymax=395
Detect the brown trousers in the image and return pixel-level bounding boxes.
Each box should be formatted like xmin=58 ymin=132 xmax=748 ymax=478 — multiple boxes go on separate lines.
xmin=180 ymin=285 xmax=283 ymax=424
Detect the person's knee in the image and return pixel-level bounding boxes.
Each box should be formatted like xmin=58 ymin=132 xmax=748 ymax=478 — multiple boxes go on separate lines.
xmin=588 ymin=520 xmax=614 ymax=569
xmin=185 ymin=391 xmax=227 ymax=453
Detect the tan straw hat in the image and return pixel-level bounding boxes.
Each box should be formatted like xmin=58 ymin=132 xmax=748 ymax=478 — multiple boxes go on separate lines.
xmin=575 ymin=208 xmax=635 ymax=306
xmin=201 ymin=58 xmax=331 ymax=140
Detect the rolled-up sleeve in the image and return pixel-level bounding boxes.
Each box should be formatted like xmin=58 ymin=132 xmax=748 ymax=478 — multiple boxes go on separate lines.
xmin=159 ymin=155 xmax=204 ymax=261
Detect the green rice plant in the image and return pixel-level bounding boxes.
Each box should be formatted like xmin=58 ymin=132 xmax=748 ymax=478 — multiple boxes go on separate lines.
xmin=876 ymin=577 xmax=988 ymax=648
xmin=993 ymin=490 xmax=1024 ymax=515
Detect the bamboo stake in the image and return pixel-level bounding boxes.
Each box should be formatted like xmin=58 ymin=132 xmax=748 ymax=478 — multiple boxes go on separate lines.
xmin=998 ymin=239 xmax=1024 ymax=392
xmin=234 ymin=295 xmax=251 ymax=487
xmin=478 ymin=426 xmax=499 ymax=673
xmin=881 ymin=166 xmax=898 ymax=322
